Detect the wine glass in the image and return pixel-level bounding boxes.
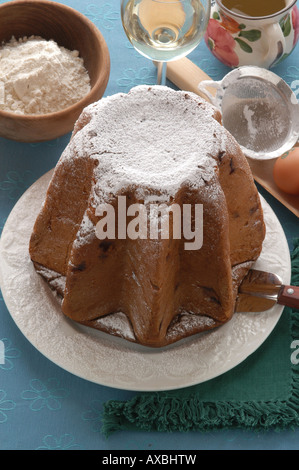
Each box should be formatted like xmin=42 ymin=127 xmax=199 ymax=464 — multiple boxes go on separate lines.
xmin=121 ymin=0 xmax=211 ymax=85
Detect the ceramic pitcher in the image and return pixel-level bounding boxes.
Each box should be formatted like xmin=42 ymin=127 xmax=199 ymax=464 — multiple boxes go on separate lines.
xmin=205 ymin=0 xmax=299 ymax=68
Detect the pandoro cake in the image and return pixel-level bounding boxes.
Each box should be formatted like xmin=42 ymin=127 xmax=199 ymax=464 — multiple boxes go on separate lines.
xmin=29 ymin=85 xmax=265 ymax=348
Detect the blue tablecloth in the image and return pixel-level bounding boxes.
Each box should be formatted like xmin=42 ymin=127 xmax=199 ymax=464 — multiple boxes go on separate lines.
xmin=0 ymin=0 xmax=299 ymax=450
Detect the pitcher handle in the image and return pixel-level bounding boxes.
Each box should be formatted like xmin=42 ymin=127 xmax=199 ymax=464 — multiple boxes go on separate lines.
xmin=263 ymin=22 xmax=286 ymax=68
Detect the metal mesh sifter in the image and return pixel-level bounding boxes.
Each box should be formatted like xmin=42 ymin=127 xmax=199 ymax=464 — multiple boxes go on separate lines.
xmin=198 ymin=66 xmax=299 ymax=160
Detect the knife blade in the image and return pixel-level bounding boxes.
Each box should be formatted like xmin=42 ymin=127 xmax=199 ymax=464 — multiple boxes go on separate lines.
xmin=235 ymin=269 xmax=299 ymax=312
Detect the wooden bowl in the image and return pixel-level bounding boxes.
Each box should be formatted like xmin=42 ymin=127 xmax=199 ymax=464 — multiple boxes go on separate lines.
xmin=0 ymin=0 xmax=110 ymax=142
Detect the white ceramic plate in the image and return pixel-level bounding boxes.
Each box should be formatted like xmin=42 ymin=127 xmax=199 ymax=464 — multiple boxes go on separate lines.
xmin=0 ymin=170 xmax=291 ymax=392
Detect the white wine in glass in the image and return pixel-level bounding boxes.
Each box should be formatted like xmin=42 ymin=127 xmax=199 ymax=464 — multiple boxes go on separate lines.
xmin=121 ymin=0 xmax=211 ymax=85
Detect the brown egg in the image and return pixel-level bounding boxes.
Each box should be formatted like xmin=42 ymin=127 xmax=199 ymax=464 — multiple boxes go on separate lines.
xmin=273 ymin=147 xmax=299 ymax=196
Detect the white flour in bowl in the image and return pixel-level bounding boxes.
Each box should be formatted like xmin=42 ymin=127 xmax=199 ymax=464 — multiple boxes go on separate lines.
xmin=0 ymin=35 xmax=91 ymax=115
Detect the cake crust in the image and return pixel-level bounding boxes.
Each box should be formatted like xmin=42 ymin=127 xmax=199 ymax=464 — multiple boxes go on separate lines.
xmin=29 ymin=86 xmax=265 ymax=347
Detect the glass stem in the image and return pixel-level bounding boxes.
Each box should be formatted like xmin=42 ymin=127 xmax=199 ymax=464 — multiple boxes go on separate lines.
xmin=157 ymin=61 xmax=167 ymax=86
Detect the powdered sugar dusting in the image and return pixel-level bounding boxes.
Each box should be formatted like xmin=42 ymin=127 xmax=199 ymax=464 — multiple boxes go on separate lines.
xmin=54 ymin=85 xmax=232 ymax=250
xmin=34 ymin=265 xmax=66 ymax=298
xmin=62 ymin=85 xmax=228 ymax=204
xmin=91 ymin=312 xmax=136 ymax=341
xmin=73 ymin=212 xmax=95 ymax=249
xmin=166 ymin=312 xmax=216 ymax=342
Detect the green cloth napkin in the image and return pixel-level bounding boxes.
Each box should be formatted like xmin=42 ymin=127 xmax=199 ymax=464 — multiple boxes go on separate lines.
xmin=102 ymin=239 xmax=299 ymax=437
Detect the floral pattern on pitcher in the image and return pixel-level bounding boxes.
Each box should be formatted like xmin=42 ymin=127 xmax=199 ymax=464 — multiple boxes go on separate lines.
xmin=205 ymin=4 xmax=299 ymax=68
xmin=205 ymin=17 xmax=240 ymax=67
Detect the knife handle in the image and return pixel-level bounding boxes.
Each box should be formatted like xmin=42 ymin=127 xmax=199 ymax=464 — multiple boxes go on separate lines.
xmin=278 ymin=286 xmax=299 ymax=310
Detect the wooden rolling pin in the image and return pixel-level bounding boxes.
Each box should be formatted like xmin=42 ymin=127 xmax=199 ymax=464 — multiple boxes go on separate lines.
xmin=154 ymin=57 xmax=217 ymax=101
